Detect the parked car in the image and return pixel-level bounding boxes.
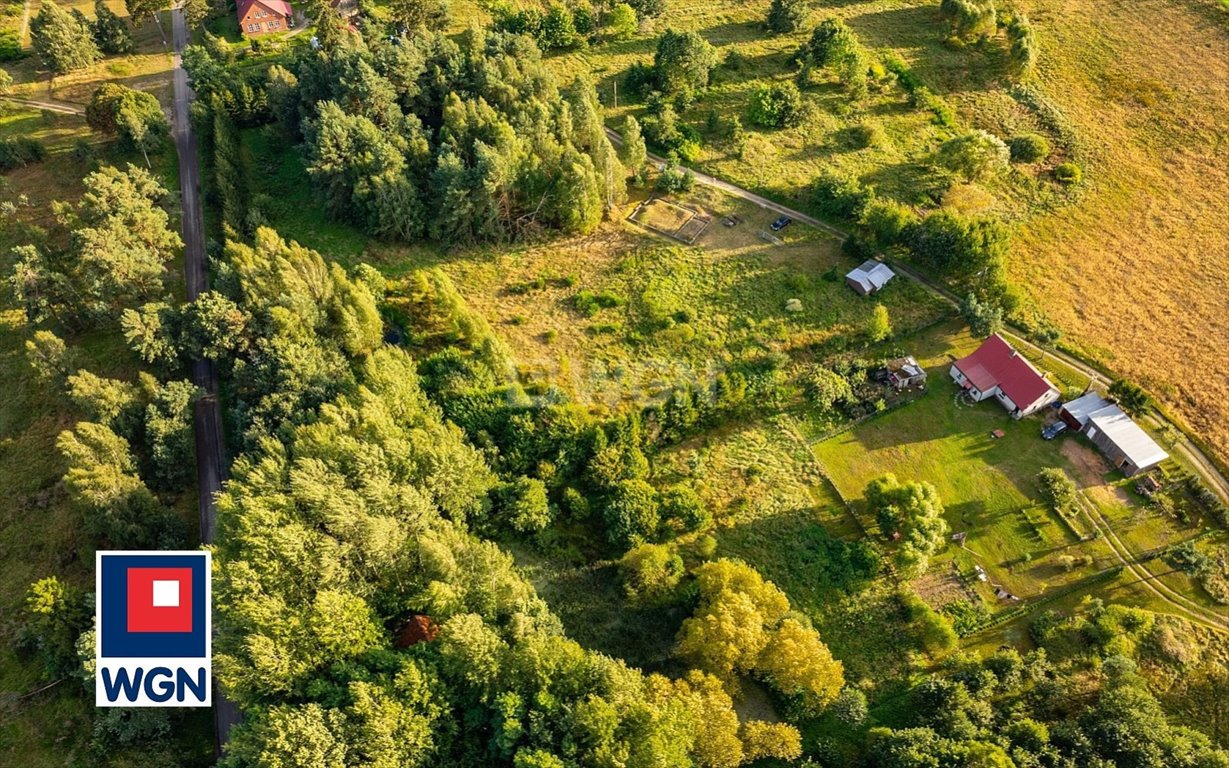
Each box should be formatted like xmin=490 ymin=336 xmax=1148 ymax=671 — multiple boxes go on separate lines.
xmin=1041 ymin=421 xmax=1068 ymax=440
xmin=770 ymin=215 xmax=792 ymax=231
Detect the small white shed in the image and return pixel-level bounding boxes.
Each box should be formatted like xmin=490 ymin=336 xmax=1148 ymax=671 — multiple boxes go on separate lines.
xmin=845 ymin=259 xmax=896 ymax=296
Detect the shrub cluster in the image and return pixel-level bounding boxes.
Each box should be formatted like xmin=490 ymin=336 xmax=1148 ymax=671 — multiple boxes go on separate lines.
xmin=1037 ymin=468 xmax=1078 ymax=516
xmin=748 ymin=82 xmax=804 ymax=129
xmin=1008 ymin=133 xmax=1050 ymax=162
xmin=0 ymin=137 xmax=47 ymax=171
xmin=883 ymin=55 xmax=955 ymax=126
xmin=1006 ymin=13 xmax=1038 ymax=77
xmin=939 ymin=0 xmax=997 ymax=40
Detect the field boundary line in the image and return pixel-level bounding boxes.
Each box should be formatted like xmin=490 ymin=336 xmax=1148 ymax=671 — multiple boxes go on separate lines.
xmin=1074 ymin=490 xmax=1228 ymax=632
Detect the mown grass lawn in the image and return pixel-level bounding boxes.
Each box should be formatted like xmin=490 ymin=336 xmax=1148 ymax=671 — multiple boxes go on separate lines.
xmin=811 ymin=324 xmax=1118 ymax=598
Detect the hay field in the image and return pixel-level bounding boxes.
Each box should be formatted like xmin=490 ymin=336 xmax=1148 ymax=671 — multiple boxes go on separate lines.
xmin=1007 ymin=0 xmax=1229 ymax=462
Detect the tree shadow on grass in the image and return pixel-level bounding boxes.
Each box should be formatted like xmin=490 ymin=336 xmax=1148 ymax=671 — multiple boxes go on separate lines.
xmin=860 ymin=161 xmax=949 ymax=205
xmin=524 ymin=558 xmax=689 ymax=674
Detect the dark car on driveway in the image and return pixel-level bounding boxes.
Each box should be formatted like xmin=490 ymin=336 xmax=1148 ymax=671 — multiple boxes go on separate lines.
xmin=770 ymin=215 xmax=792 ymax=231
xmin=1041 ymin=421 xmax=1068 ymax=440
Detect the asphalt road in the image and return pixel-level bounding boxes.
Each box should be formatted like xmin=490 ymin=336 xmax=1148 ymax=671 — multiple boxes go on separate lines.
xmin=169 ymin=7 xmax=240 ymax=753
xmin=605 ymin=127 xmax=1229 ymax=507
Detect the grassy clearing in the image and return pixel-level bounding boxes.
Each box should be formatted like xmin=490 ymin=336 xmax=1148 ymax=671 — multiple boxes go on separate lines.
xmin=419 ymin=184 xmax=948 ymax=409
xmin=6 ymin=6 xmax=174 ymax=108
xmin=509 ymin=543 xmax=689 ymax=673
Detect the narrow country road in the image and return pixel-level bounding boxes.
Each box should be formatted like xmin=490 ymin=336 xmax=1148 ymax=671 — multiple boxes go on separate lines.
xmin=604 ymin=127 xmax=1229 ymax=507
xmin=169 ymin=6 xmax=240 ymax=753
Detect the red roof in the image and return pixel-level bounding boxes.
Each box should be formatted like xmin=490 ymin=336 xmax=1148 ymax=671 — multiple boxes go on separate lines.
xmin=954 ymin=334 xmax=1055 ymax=409
xmin=393 ymin=614 xmax=439 ymax=648
xmin=238 ymin=0 xmax=293 ymax=19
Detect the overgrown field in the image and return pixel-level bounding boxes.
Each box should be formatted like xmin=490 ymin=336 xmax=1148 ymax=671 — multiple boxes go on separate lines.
xmin=422 ymin=187 xmax=949 ymax=409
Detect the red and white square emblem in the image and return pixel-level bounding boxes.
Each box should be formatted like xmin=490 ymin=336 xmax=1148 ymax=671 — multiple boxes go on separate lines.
xmin=126 ymin=567 xmax=193 ymax=633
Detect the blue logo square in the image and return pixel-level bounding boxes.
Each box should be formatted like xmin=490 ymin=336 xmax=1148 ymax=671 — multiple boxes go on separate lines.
xmin=99 ymin=553 xmax=209 ymax=659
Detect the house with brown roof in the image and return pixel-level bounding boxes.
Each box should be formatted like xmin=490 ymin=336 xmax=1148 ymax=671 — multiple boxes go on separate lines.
xmin=949 ymin=334 xmax=1059 ymax=418
xmin=238 ymin=0 xmax=293 ymax=36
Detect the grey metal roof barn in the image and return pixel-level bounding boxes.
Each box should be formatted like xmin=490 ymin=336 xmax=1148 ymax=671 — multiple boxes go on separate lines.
xmin=1084 ymin=404 xmax=1169 ymax=476
xmin=1060 ymin=392 xmax=1111 ymax=430
xmin=846 ymin=260 xmax=896 ymax=295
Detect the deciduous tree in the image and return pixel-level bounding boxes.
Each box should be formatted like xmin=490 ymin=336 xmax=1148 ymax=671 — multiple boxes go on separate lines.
xmin=653 ymin=29 xmax=718 ymax=97
xmin=766 ymin=0 xmax=806 ymax=34
xmin=936 ymin=130 xmax=1010 ymax=181
xmin=607 ymin=2 xmax=637 ymax=40
xmin=86 ymin=83 xmax=170 ymax=165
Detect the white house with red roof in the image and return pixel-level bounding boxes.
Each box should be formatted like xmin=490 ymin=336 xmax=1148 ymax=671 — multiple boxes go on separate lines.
xmin=238 ymin=0 xmax=293 ymax=37
xmin=950 ymin=334 xmax=1060 ymax=418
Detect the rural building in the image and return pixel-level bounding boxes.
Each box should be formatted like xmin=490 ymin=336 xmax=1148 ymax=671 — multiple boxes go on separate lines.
xmin=1057 ymin=392 xmax=1168 ymax=475
xmin=393 ymin=614 xmax=439 ymax=648
xmin=238 ymin=0 xmax=293 ymax=36
xmin=1083 ymin=404 xmax=1168 ymax=476
xmin=845 ymin=259 xmax=896 ymax=295
xmin=886 ymin=356 xmax=927 ymax=389
xmin=949 ymin=334 xmax=1060 ymax=418
xmin=1059 ymin=392 xmax=1111 ymax=431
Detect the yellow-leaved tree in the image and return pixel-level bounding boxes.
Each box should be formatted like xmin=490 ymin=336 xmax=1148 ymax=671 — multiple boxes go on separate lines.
xmin=677 ymin=559 xmax=845 ymax=715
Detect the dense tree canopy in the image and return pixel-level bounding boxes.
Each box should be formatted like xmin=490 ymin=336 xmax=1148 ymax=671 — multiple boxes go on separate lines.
xmin=652 ymin=29 xmax=719 ymax=98
xmin=678 ymin=559 xmax=844 ymax=712
xmin=866 ymin=474 xmax=948 ymax=576
xmin=185 ymin=26 xmax=625 ymax=245
xmin=207 ymin=241 xmax=799 ymax=765
xmin=86 ymin=83 xmax=170 ymax=163
xmin=903 ymin=211 xmax=1010 ymax=284
xmin=92 ymin=0 xmax=133 ymax=54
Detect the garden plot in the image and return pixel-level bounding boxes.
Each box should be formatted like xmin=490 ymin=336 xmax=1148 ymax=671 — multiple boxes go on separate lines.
xmin=812 ymin=325 xmax=1120 ymax=600
xmin=628 ymin=196 xmax=713 ymax=244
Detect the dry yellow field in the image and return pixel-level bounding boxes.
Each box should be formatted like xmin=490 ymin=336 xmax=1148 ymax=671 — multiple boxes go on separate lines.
xmin=1011 ymin=0 xmax=1229 ymax=462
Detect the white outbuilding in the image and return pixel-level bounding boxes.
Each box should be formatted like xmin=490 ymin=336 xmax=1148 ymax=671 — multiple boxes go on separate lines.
xmin=845 ymin=259 xmax=896 ymax=295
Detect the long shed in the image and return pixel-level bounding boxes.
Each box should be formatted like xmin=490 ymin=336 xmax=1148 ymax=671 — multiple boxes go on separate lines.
xmin=1059 ymin=392 xmax=1110 ymax=430
xmin=1084 ymin=404 xmax=1168 ymax=476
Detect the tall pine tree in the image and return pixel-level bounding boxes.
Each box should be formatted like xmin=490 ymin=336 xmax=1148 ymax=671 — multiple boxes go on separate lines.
xmin=31 ymin=0 xmax=101 ymax=74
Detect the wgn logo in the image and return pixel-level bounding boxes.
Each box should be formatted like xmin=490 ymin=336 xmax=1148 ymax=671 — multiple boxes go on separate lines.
xmin=95 ymin=551 xmax=211 ymax=707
